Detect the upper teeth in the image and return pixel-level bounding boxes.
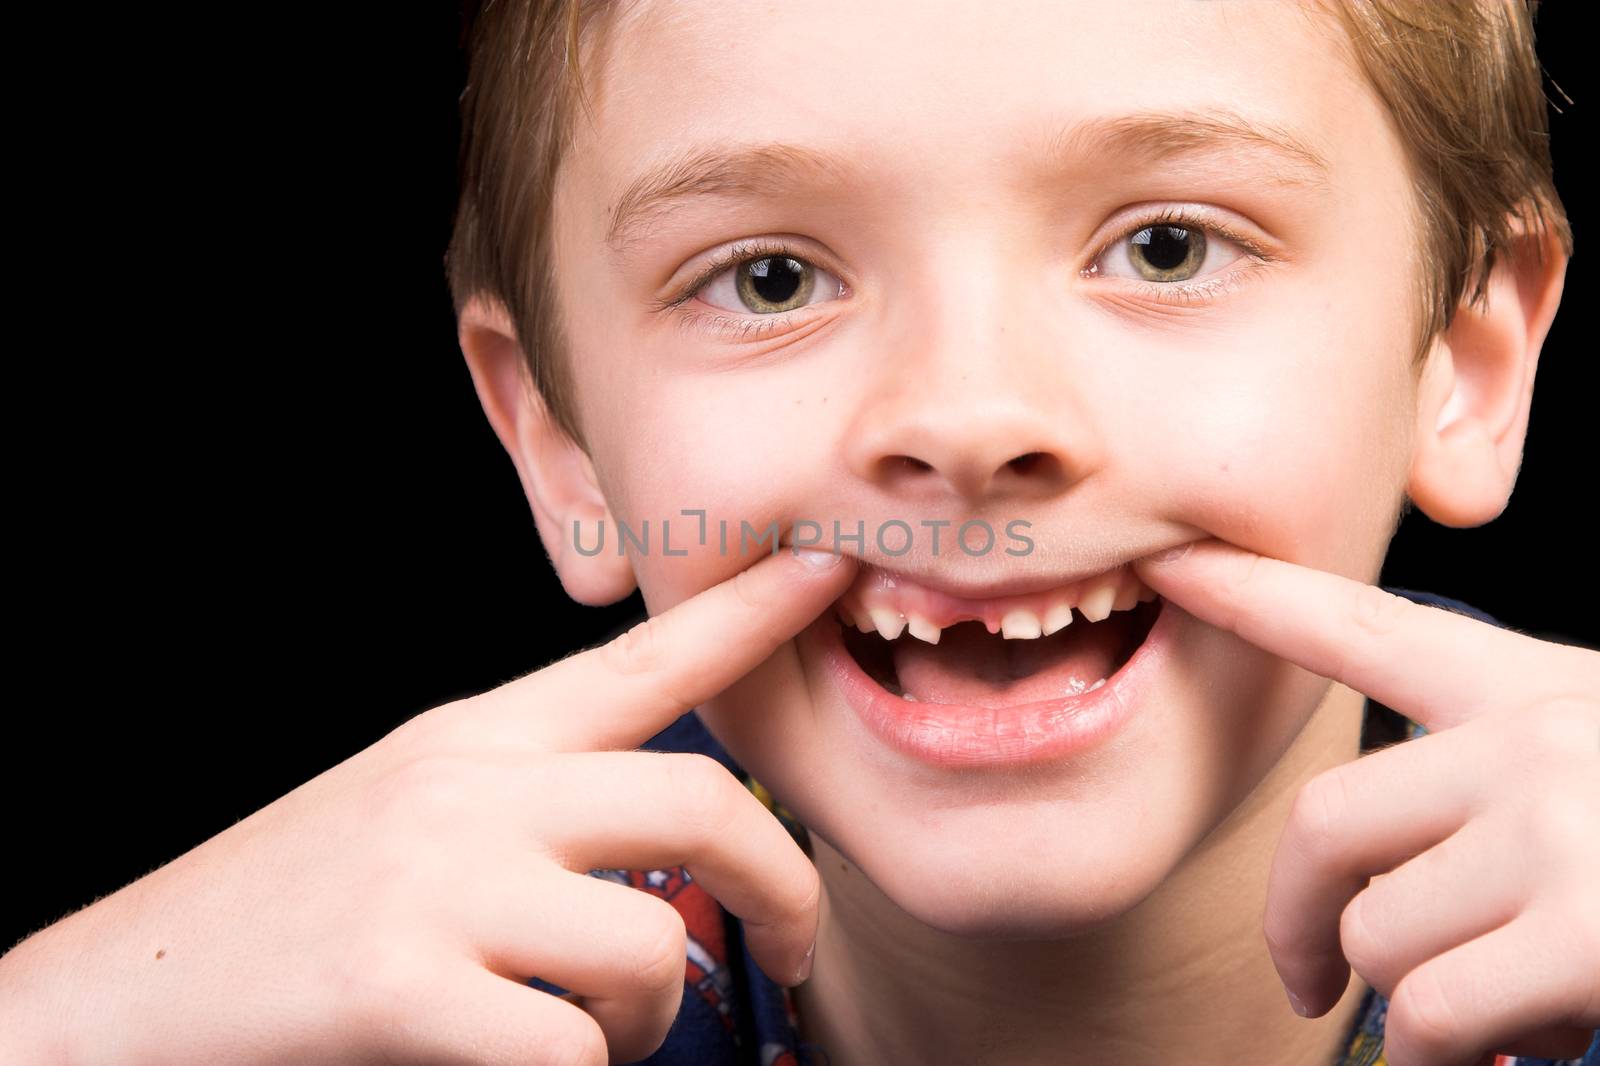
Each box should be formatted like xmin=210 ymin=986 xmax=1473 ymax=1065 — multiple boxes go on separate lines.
xmin=867 ymin=607 xmax=906 ymax=640
xmin=834 ymin=564 xmax=1157 ymax=642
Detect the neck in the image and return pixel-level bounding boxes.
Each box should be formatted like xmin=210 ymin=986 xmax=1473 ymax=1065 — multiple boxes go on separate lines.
xmin=793 ymin=682 xmax=1375 ymax=1066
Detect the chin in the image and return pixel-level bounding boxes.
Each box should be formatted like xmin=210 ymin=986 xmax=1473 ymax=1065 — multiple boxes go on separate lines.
xmin=800 ymin=784 xmax=1198 ymax=942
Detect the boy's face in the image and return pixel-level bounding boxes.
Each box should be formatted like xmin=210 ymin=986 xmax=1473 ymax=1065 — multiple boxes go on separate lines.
xmin=531 ymin=0 xmax=1450 ymax=933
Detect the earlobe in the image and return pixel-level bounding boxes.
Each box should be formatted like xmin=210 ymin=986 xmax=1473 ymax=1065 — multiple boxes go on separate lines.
xmin=455 ymin=296 xmax=639 ymax=606
xmin=1405 ymin=216 xmax=1568 ymax=528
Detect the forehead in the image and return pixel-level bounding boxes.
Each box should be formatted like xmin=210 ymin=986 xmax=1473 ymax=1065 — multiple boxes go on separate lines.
xmin=558 ymin=0 xmax=1398 ymax=260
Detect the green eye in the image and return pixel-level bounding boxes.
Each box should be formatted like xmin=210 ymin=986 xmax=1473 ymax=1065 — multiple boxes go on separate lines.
xmin=1128 ymin=225 xmax=1206 ymax=282
xmin=733 ymin=254 xmax=817 ymax=314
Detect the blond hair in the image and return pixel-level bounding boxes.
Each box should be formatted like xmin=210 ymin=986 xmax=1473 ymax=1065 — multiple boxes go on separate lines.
xmin=445 ymin=0 xmax=1573 ymax=451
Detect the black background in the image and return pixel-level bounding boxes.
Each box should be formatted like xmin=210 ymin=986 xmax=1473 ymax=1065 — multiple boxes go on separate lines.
xmin=6 ymin=5 xmax=1594 ymax=953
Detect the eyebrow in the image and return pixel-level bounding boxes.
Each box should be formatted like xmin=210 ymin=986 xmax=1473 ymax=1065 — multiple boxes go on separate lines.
xmin=604 ymin=107 xmax=1332 ymax=255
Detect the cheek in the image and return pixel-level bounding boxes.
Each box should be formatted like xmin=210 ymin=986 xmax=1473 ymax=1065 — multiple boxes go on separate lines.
xmin=1134 ymin=310 xmax=1411 ymax=575
xmin=581 ymin=359 xmax=846 ymax=614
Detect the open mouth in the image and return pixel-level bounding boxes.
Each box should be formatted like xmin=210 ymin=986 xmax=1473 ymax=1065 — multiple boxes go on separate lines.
xmin=833 ymin=564 xmax=1164 ymax=709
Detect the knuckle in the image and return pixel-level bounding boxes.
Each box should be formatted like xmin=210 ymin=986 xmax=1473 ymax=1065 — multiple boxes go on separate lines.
xmin=368 ymin=753 xmax=477 ymax=830
xmin=1524 ymin=791 xmax=1596 ymax=864
xmin=1522 ymin=698 xmax=1600 ymax=766
xmin=382 ymin=705 xmax=450 ymax=762
xmin=1219 ymin=551 xmax=1270 ymax=630
xmin=729 ymin=564 xmax=769 ymax=613
xmin=1349 ymin=583 xmax=1413 ymax=641
xmin=540 ymin=1015 xmax=609 ymax=1066
xmin=1552 ymin=644 xmax=1600 ymax=691
xmin=664 ymin=753 xmax=742 ymax=841
xmin=1542 ymin=878 xmax=1600 ymax=970
xmin=795 ymin=863 xmax=823 ymax=917
xmin=601 ymin=617 xmax=667 ymax=679
xmin=1555 ymin=905 xmax=1600 ymax=1015
xmin=380 ymin=696 xmax=496 ymax=766
xmin=1232 ymin=549 xmax=1269 ymax=594
xmin=1290 ymin=768 xmax=1350 ymax=856
xmin=630 ymin=903 xmax=690 ymax=992
xmin=1260 ymin=911 xmax=1297 ymax=961
xmin=1338 ymin=892 xmax=1387 ymax=981
xmin=330 ymin=932 xmax=434 ymax=1036
xmin=1388 ymin=966 xmax=1463 ymax=1064
xmin=598 ymin=620 xmax=703 ymax=715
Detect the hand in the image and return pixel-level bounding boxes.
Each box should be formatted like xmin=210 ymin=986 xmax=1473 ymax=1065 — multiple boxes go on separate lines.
xmin=0 ymin=546 xmax=855 ymax=1066
xmin=1132 ymin=539 xmax=1600 ymax=1066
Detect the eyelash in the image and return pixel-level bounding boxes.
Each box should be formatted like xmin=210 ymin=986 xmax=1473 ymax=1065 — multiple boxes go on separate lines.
xmin=650 ymin=237 xmax=821 ymax=341
xmin=653 ymin=206 xmax=1276 ymax=339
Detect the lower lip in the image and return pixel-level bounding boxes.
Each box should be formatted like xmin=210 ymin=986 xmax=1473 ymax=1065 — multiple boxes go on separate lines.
xmin=803 ymin=597 xmax=1178 ymax=770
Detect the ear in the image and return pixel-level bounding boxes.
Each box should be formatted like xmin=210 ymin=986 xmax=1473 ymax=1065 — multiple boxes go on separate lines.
xmin=456 ymin=295 xmax=639 ymax=606
xmin=1406 ymin=212 xmax=1568 ymax=527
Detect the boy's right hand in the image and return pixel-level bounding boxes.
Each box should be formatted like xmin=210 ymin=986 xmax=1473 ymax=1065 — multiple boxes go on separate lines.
xmin=0 ymin=546 xmax=855 ymax=1066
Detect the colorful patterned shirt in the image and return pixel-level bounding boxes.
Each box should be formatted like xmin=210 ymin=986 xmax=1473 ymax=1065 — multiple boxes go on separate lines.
xmin=528 ymin=586 xmax=1600 ymax=1066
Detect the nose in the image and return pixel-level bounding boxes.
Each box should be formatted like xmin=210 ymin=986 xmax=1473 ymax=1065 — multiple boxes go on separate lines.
xmin=844 ymin=366 xmax=1096 ymax=503
xmin=841 ymin=234 xmax=1108 ymax=505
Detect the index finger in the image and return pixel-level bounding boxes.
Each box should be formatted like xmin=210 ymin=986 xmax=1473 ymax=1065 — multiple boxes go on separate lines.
xmin=533 ymin=546 xmax=857 ymax=752
xmin=1131 ymin=538 xmax=1561 ymax=732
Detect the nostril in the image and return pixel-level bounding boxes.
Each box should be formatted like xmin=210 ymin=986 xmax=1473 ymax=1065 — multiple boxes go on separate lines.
xmin=1007 ymin=452 xmax=1049 ymax=476
xmin=894 ymin=455 xmax=935 ymax=473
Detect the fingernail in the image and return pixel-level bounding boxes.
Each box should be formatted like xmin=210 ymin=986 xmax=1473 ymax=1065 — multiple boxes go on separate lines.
xmin=1149 ymin=543 xmax=1192 ymax=565
xmin=1286 ymin=988 xmax=1309 ymax=1017
xmin=795 ymin=547 xmax=843 ymax=569
xmin=795 ymin=939 xmax=816 ymax=983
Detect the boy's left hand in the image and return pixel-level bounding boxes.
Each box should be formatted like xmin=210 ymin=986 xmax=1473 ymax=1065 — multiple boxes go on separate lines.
xmin=1132 ymin=539 xmax=1600 ymax=1066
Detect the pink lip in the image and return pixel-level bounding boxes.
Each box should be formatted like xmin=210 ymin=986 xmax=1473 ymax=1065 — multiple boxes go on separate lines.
xmin=800 ymin=596 xmax=1179 ymax=770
